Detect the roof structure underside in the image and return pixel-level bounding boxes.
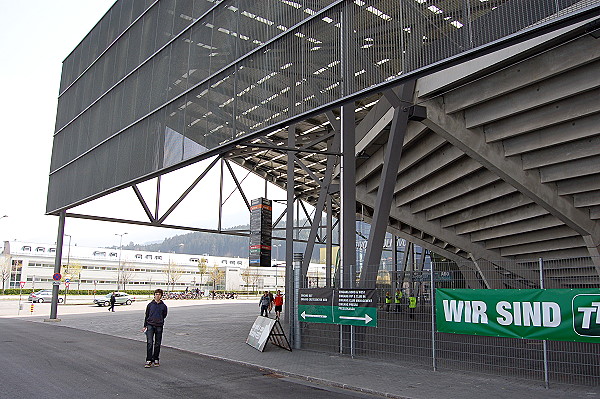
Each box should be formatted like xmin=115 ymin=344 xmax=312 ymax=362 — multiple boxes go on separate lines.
xmin=225 ymin=19 xmax=600 ymax=287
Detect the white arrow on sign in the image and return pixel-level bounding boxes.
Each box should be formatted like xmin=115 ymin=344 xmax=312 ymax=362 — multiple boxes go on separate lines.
xmin=301 ymin=311 xmax=327 ymax=319
xmin=339 ymin=314 xmax=373 ymax=324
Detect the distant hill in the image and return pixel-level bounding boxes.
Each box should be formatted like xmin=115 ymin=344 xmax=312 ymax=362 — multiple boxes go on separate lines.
xmin=124 ymin=218 xmax=337 ymax=262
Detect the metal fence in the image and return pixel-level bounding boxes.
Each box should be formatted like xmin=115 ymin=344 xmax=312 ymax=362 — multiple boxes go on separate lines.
xmin=299 ymin=256 xmax=600 ymax=387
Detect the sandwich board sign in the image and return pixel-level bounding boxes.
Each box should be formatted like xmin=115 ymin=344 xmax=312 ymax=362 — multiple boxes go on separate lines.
xmin=246 ymin=316 xmax=291 ymax=352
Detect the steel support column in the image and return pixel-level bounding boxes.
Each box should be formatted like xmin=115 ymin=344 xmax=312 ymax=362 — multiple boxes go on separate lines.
xmin=326 ymin=195 xmax=333 ymax=287
xmin=359 ymin=82 xmax=416 ymax=288
xmin=340 ymin=102 xmax=356 ymax=288
xmin=285 ymin=124 xmax=296 ymax=339
xmin=49 ymin=211 xmax=66 ymax=320
xmin=302 ymin=133 xmax=340 ymax=277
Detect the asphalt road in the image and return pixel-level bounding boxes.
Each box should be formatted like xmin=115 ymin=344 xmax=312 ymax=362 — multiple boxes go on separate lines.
xmin=0 ymin=318 xmax=378 ymax=399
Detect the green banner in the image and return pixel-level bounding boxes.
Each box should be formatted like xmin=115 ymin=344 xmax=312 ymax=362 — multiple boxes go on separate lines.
xmin=436 ymin=289 xmax=600 ymax=343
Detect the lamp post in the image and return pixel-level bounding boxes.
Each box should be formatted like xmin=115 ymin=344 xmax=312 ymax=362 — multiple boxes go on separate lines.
xmin=273 ymin=244 xmax=281 ymax=261
xmin=115 ymin=233 xmax=128 ymax=291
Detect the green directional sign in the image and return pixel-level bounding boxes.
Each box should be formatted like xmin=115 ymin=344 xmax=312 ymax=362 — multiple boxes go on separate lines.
xmin=334 ymin=289 xmax=378 ymax=327
xmin=299 ymin=288 xmax=333 ymax=324
xmin=299 ymin=288 xmax=378 ymax=327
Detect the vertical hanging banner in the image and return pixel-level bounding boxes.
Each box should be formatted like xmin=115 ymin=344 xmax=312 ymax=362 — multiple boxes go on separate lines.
xmin=249 ymin=198 xmax=272 ymax=267
xmin=436 ymin=289 xmax=600 ymax=343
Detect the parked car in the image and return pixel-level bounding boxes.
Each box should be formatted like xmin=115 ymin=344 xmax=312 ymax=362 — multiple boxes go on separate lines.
xmin=94 ymin=292 xmax=134 ymax=307
xmin=28 ymin=290 xmax=63 ymax=303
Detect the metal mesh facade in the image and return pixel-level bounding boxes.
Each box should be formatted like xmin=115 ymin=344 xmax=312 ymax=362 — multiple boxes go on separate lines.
xmin=300 ymin=256 xmax=600 ymax=387
xmin=48 ymin=0 xmax=600 ymax=213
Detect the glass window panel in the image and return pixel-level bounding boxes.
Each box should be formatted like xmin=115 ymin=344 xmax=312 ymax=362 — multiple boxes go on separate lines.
xmin=126 ymin=19 xmax=144 ymax=71
xmin=188 ymin=19 xmax=215 ymax=88
xmin=174 ymin=0 xmax=195 ymax=34
xmin=139 ymin=5 xmax=159 ymax=62
xmin=149 ymin=47 xmax=172 ymax=111
xmin=208 ymin=3 xmax=238 ymax=74
xmin=156 ymin=0 xmax=177 ymax=49
xmin=167 ymin=33 xmax=192 ymax=100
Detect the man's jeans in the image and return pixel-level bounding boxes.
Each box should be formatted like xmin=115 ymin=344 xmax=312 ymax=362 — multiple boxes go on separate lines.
xmin=146 ymin=325 xmax=163 ymax=362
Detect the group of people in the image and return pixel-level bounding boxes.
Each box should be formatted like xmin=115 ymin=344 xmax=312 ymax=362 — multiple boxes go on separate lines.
xmin=259 ymin=290 xmax=284 ymax=319
xmin=384 ymin=288 xmax=417 ymax=318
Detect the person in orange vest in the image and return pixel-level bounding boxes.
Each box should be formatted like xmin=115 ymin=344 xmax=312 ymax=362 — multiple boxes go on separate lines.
xmin=273 ymin=290 xmax=284 ymax=320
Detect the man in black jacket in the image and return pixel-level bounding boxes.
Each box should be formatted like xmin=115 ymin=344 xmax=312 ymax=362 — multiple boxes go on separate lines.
xmin=142 ymin=288 xmax=168 ymax=367
xmin=108 ymin=292 xmax=116 ymax=312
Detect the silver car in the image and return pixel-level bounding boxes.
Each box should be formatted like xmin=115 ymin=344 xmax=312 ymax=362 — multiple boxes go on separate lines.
xmin=28 ymin=290 xmax=63 ymax=303
xmin=93 ymin=292 xmax=134 ymax=307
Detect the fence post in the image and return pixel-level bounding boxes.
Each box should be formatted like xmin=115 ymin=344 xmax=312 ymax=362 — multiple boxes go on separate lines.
xmin=539 ymin=257 xmax=549 ymax=389
xmin=293 ymin=253 xmax=302 ymax=349
xmin=430 ymin=259 xmax=437 ymax=371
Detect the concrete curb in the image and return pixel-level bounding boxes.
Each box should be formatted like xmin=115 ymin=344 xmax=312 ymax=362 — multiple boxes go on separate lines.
xmin=168 ymin=345 xmax=416 ymax=399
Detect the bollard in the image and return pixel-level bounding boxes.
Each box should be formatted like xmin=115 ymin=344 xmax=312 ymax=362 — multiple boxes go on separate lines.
xmin=30 ymin=303 xmax=34 ymax=314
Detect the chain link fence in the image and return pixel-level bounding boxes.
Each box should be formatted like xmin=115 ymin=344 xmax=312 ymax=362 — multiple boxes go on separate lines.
xmin=299 ymin=256 xmax=600 ymax=387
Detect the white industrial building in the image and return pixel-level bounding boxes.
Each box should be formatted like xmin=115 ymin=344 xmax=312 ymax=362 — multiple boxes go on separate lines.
xmin=1 ymin=240 xmax=326 ymax=293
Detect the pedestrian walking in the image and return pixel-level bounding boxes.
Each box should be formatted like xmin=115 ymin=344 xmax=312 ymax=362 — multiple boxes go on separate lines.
xmin=273 ymin=290 xmax=284 ymax=320
xmin=268 ymin=291 xmax=274 ymax=314
xmin=108 ymin=291 xmax=116 ymax=312
xmin=142 ymin=288 xmax=168 ymax=368
xmin=259 ymin=291 xmax=271 ymax=317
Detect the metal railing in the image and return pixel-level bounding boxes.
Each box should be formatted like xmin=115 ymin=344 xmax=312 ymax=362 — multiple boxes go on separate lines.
xmin=299 ymin=256 xmax=600 ymax=388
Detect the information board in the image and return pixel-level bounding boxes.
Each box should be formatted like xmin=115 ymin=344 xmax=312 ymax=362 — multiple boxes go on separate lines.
xmin=246 ymin=316 xmax=291 ymax=351
xmin=246 ymin=316 xmax=276 ymax=351
xmin=249 ymin=198 xmax=272 ymax=267
xmin=299 ymin=288 xmax=378 ymax=327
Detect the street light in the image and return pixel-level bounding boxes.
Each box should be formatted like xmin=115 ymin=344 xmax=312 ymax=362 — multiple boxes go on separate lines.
xmin=273 ymin=244 xmax=281 ymax=261
xmin=115 ymin=233 xmax=128 ymax=291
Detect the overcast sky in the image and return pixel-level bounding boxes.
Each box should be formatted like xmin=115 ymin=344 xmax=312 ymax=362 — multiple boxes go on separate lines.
xmin=0 ymin=1 xmax=285 ymax=250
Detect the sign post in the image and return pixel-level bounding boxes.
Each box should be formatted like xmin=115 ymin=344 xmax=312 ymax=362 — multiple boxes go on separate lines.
xmin=64 ymin=278 xmax=70 ymax=304
xmin=17 ymin=281 xmax=25 ymax=315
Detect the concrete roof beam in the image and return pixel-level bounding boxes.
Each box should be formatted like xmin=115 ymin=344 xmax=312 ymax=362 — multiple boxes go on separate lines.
xmin=395 ymin=158 xmax=484 ymax=207
xmin=484 ymin=225 xmax=580 ymax=250
xmin=443 ymin=34 xmax=600 ymax=113
xmin=500 ymin=236 xmax=586 ymax=257
xmin=437 ymin=190 xmax=531 ymax=227
xmin=469 ymin=215 xmax=564 ymax=242
xmin=521 ymin=136 xmax=600 ymax=169
xmin=482 ymin=87 xmax=600 ymax=141
xmin=464 ymin=59 xmax=600 ymax=129
xmin=539 ymin=156 xmax=600 ymax=183
xmin=454 ymin=204 xmax=549 ymax=235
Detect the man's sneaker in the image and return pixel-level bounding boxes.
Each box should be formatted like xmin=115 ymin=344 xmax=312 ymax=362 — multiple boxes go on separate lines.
xmin=154 ymin=361 xmax=160 ymax=367
xmin=144 ymin=361 xmax=153 ymax=368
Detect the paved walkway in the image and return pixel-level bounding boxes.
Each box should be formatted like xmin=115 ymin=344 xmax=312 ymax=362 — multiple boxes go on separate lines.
xmin=7 ymin=299 xmax=600 ymax=398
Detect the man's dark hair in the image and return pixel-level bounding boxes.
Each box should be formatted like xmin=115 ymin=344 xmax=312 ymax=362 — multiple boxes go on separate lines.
xmin=154 ymin=288 xmax=164 ymax=296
